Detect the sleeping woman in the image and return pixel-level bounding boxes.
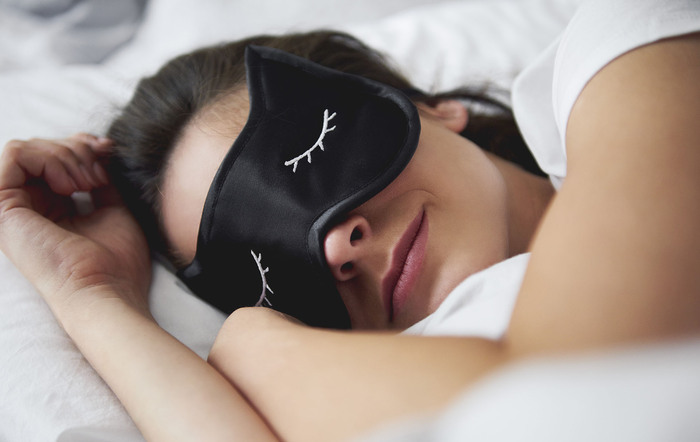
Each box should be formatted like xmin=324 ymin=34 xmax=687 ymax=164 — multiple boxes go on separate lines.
xmin=106 ymin=30 xmax=554 ymax=332
xmin=0 ymin=0 xmax=698 ymax=440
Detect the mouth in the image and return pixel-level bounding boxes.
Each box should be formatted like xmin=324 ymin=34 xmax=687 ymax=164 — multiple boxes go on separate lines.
xmin=382 ymin=209 xmax=428 ymax=323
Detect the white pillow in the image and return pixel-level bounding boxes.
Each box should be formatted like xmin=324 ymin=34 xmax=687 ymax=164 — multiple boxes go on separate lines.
xmin=343 ymin=0 xmax=581 ymax=92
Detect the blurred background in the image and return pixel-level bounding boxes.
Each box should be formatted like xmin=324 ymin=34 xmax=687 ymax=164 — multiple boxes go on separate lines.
xmin=0 ymin=0 xmax=452 ymax=70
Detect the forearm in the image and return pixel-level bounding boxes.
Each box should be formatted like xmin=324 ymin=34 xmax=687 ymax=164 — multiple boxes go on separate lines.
xmin=209 ymin=308 xmax=508 ymax=442
xmin=60 ymin=294 xmax=278 ymax=442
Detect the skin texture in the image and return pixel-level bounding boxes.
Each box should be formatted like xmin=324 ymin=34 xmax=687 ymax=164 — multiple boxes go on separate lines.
xmin=162 ymin=100 xmax=554 ymax=329
xmin=0 ymin=32 xmax=697 ymax=442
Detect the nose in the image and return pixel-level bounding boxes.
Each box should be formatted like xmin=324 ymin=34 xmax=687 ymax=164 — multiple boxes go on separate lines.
xmin=324 ymin=214 xmax=372 ymax=282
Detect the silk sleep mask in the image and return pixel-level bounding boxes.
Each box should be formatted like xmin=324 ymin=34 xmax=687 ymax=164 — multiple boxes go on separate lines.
xmin=177 ymin=45 xmax=420 ymax=329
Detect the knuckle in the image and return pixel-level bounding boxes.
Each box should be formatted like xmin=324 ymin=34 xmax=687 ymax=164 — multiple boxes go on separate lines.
xmin=73 ymin=132 xmax=95 ymax=141
xmin=43 ymin=155 xmax=61 ymax=172
xmin=2 ymin=143 xmax=23 ymax=163
xmin=4 ymin=139 xmax=25 ymax=152
xmin=69 ymin=133 xmax=99 ymax=152
xmin=53 ymin=145 xmax=75 ymax=161
xmin=0 ymin=189 xmax=23 ymax=215
xmin=73 ymin=142 xmax=95 ymax=159
xmin=62 ymin=137 xmax=96 ymax=160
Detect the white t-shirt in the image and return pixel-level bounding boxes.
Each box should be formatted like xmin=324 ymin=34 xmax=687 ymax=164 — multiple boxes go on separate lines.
xmin=405 ymin=0 xmax=700 ymax=338
xmin=405 ymin=253 xmax=530 ymax=338
xmin=513 ymin=0 xmax=700 ymax=190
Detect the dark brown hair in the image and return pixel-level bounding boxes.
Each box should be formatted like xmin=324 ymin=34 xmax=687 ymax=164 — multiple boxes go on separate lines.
xmin=107 ymin=30 xmax=543 ymax=261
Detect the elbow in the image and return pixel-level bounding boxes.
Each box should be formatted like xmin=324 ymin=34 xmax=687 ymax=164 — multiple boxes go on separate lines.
xmin=207 ymin=307 xmax=303 ymax=380
xmin=207 ymin=308 xmax=255 ymax=374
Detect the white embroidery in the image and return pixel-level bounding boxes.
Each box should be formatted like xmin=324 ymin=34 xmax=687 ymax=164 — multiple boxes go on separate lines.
xmin=251 ymin=250 xmax=274 ymax=307
xmin=284 ymin=109 xmax=337 ymax=172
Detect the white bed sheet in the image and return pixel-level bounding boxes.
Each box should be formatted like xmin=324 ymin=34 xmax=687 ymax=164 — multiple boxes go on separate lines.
xmin=7 ymin=1 xmax=697 ymax=442
xmin=359 ymin=337 xmax=700 ymax=442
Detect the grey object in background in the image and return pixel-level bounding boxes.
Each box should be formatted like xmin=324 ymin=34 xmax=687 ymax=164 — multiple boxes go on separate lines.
xmin=0 ymin=0 xmax=147 ymax=69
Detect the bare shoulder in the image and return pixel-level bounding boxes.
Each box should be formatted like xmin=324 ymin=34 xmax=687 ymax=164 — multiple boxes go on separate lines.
xmin=566 ymin=31 xmax=700 ymax=169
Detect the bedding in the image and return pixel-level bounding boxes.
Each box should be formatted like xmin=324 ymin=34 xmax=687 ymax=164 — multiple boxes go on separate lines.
xmin=405 ymin=253 xmax=529 ymax=339
xmin=4 ymin=0 xmax=698 ymax=441
xmin=359 ymin=336 xmax=700 ymax=442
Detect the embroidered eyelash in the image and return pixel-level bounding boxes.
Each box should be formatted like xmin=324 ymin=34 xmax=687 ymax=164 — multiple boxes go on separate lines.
xmin=284 ymin=109 xmax=337 ymax=172
xmin=251 ymin=250 xmax=274 ymax=307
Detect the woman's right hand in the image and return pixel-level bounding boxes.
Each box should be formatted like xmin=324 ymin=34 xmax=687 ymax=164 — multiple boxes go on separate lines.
xmin=0 ymin=135 xmax=285 ymax=442
xmin=0 ymin=134 xmax=152 ymax=323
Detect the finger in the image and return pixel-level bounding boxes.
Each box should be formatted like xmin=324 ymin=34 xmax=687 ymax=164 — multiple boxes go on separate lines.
xmin=72 ymin=134 xmax=112 ymax=184
xmin=54 ymin=141 xmax=100 ymax=187
xmin=30 ymin=139 xmax=97 ymax=191
xmin=69 ymin=132 xmax=115 ymax=155
xmin=0 ymin=140 xmax=29 ymax=189
xmin=21 ymin=178 xmax=68 ymax=218
xmin=69 ymin=132 xmax=101 ymax=145
xmin=1 ymin=140 xmax=77 ymax=196
xmin=55 ymin=138 xmax=110 ymax=187
xmin=59 ymin=136 xmax=98 ymax=162
xmin=87 ymin=137 xmax=115 ymax=184
xmin=29 ymin=137 xmax=112 ymax=191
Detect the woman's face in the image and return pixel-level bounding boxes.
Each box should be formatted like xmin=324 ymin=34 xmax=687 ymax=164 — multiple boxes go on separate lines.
xmin=161 ymin=99 xmax=511 ymax=330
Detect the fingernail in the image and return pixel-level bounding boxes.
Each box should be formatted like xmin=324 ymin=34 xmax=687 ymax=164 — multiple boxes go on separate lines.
xmin=93 ymin=162 xmax=109 ymax=184
xmin=97 ymin=136 xmax=113 ymax=145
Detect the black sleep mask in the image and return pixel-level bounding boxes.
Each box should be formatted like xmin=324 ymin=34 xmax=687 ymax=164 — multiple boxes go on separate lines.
xmin=177 ymin=45 xmax=420 ymax=328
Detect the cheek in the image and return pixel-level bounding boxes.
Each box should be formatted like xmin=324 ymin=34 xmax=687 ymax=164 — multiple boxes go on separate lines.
xmin=417 ymin=142 xmax=511 ymax=310
xmin=336 ymin=280 xmax=383 ymax=329
xmin=434 ymin=136 xmax=508 ymax=222
xmin=449 ymin=150 xmax=510 ymax=253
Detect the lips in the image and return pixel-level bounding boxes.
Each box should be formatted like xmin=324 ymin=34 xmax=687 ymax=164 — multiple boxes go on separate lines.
xmin=382 ymin=210 xmax=428 ymax=322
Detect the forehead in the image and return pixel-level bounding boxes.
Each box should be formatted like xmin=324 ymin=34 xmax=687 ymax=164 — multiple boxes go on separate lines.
xmin=160 ymin=91 xmax=250 ymax=263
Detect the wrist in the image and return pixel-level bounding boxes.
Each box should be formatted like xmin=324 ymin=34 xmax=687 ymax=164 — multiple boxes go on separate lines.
xmin=52 ymin=286 xmax=153 ymax=338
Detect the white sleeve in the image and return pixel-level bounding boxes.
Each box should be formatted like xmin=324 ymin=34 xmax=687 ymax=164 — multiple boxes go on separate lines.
xmin=403 ymin=253 xmax=529 ymax=340
xmin=513 ymin=0 xmax=700 ymax=188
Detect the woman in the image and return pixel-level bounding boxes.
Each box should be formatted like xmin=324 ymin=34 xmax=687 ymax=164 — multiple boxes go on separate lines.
xmin=0 ymin=0 xmax=698 ymax=441
xmin=106 ymin=31 xmax=553 ymax=331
